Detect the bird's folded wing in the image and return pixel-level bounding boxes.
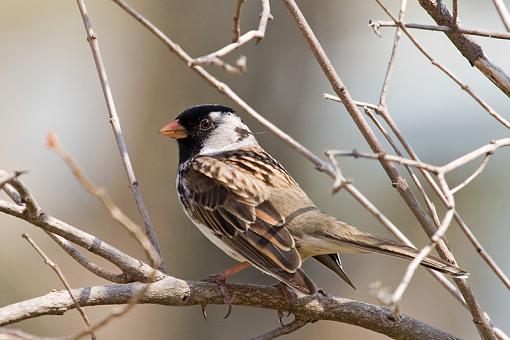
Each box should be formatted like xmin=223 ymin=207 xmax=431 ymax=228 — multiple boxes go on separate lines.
xmin=184 ymin=154 xmax=317 ymax=294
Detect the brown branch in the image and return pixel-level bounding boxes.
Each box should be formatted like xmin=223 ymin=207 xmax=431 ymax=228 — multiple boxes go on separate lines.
xmin=374 ymin=1 xmax=510 ymax=129
xmin=74 ymin=0 xmax=164 ymax=271
xmin=328 ymin=95 xmax=510 ymax=291
xmin=418 ymin=0 xmax=510 ymax=99
xmin=491 ymin=0 xmax=510 ymax=32
xmin=282 ymin=0 xmax=496 ymax=338
xmin=209 ymin=55 xmax=247 ymax=75
xmin=0 ymin=277 xmax=461 ymax=340
xmin=22 ymin=234 xmax=96 ymax=340
xmin=232 ymin=0 xmax=246 ymax=42
xmin=109 ymin=0 xmax=465 ymax=305
xmin=248 ymin=317 xmax=309 ymax=340
xmin=46 ymin=232 xmax=127 ymax=283
xmin=371 ymin=21 xmax=510 ymax=40
xmin=46 ymin=131 xmax=160 ymax=339
xmin=46 ymin=132 xmax=160 ymax=270
xmin=0 ymin=183 xmax=162 ymax=283
xmin=450 ymin=153 xmax=493 ymax=194
xmin=190 ymin=0 xmax=271 ymax=66
xmin=378 ymin=0 xmax=407 ymax=107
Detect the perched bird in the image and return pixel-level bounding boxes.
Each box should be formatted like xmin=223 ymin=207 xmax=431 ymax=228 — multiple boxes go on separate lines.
xmin=160 ymin=104 xmax=467 ymax=296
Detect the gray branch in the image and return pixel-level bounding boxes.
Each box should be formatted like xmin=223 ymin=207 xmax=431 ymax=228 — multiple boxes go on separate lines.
xmin=0 ymin=277 xmax=459 ymax=340
xmin=418 ymin=0 xmax=510 ymax=98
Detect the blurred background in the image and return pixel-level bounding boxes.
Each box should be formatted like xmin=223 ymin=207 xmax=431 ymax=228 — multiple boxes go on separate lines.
xmin=0 ymin=1 xmax=509 ymax=339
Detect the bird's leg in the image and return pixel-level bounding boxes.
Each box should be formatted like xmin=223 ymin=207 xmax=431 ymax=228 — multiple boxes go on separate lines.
xmin=203 ymin=261 xmax=251 ymax=319
xmin=274 ymin=281 xmax=295 ymax=324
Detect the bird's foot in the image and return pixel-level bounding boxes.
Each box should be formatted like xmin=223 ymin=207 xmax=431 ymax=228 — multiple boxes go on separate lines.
xmin=201 ymin=262 xmax=251 ymax=319
xmin=203 ymin=273 xmax=233 ymax=319
xmin=273 ymin=282 xmax=295 ymax=325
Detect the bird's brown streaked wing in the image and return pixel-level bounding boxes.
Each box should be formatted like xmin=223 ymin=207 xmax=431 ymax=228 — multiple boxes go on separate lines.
xmin=185 ymin=154 xmax=317 ymax=294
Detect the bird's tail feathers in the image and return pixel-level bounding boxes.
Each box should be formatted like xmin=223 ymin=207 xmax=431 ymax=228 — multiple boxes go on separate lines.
xmin=326 ymin=230 xmax=468 ymax=278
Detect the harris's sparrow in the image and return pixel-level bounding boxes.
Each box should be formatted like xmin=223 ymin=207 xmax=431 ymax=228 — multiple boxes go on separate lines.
xmin=160 ymin=104 xmax=467 ymax=295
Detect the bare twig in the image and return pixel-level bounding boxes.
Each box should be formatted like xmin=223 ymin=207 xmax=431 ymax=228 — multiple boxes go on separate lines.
xmin=248 ymin=317 xmax=309 ymax=340
xmin=450 ymin=152 xmax=493 ymax=194
xmin=328 ymin=149 xmax=439 ymax=173
xmin=74 ymin=0 xmax=164 ymax=271
xmin=0 ymin=278 xmax=461 ymax=340
xmin=46 ymin=232 xmax=127 ymax=283
xmin=371 ymin=21 xmax=510 ymax=40
xmin=47 ymin=132 xmax=160 ymax=269
xmin=210 ymin=55 xmax=247 ymax=75
xmin=22 ymin=233 xmax=96 ymax=340
xmin=418 ymin=0 xmax=510 ymax=99
xmin=454 ymin=213 xmax=510 ymax=290
xmin=46 ymin=132 xmax=160 ymax=339
xmin=110 ymin=0 xmax=465 ymax=305
xmin=389 ymin=176 xmax=457 ymax=313
xmin=379 ymin=0 xmax=407 ymax=106
xmin=452 ymin=0 xmax=458 ymax=27
xmin=0 ymin=171 xmax=25 ymax=189
xmin=0 ymin=190 xmax=161 ymax=283
xmin=232 ymin=0 xmax=246 ymax=42
xmin=491 ymin=0 xmax=510 ymax=32
xmin=351 ymin=100 xmax=510 ymax=291
xmin=190 ymin=0 xmax=271 ymax=66
xmin=323 ymin=93 xmax=380 ymax=111
xmin=375 ymin=1 xmax=510 ymax=129
xmin=283 ymin=0 xmax=495 ymax=337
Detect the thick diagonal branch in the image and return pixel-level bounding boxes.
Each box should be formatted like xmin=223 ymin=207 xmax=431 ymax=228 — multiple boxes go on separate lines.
xmin=418 ymin=0 xmax=510 ymax=99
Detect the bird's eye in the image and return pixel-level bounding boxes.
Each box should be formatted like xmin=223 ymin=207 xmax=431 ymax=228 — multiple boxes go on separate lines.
xmin=199 ymin=119 xmax=213 ymax=130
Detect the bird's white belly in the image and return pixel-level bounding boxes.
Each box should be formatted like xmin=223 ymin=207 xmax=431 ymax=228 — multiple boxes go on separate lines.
xmin=192 ymin=220 xmax=246 ymax=262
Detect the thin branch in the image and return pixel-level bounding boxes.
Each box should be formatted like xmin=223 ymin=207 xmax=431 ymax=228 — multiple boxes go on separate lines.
xmin=323 ymin=93 xmax=380 ymax=111
xmin=379 ymin=0 xmax=407 ymax=106
xmin=0 ymin=278 xmax=461 ymax=340
xmin=327 ymin=149 xmax=440 ymax=173
xmin=22 ymin=233 xmax=96 ymax=340
xmin=283 ymin=0 xmax=495 ymax=338
xmin=0 ymin=190 xmax=162 ymax=283
xmin=210 ymin=55 xmax=247 ymax=75
xmin=371 ymin=21 xmax=510 ymax=40
xmin=0 ymin=171 xmax=26 ymax=189
xmin=110 ymin=0 xmax=466 ymax=305
xmin=452 ymin=0 xmax=458 ymax=27
xmin=46 ymin=131 xmax=160 ymax=339
xmin=418 ymin=0 xmax=510 ymax=99
xmin=491 ymin=0 xmax=510 ymax=32
xmin=46 ymin=132 xmax=161 ymax=270
xmin=363 ymin=106 xmax=442 ymax=227
xmin=232 ymin=0 xmax=246 ymax=42
xmin=359 ymin=100 xmax=510 ymax=291
xmin=450 ymin=152 xmax=493 ymax=194
xmin=74 ymin=0 xmax=164 ymax=271
xmin=248 ymin=317 xmax=309 ymax=340
xmin=439 ymin=138 xmax=510 ymax=173
xmin=190 ymin=0 xmax=271 ymax=66
xmin=46 ymin=232 xmax=127 ymax=283
xmin=375 ymin=0 xmax=510 ymax=129
xmin=454 ymin=212 xmax=510 ymax=290
xmin=390 ymin=175 xmax=457 ymax=312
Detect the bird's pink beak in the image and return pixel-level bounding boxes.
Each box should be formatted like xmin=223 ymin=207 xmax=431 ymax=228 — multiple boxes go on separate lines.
xmin=159 ymin=119 xmax=188 ymax=139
